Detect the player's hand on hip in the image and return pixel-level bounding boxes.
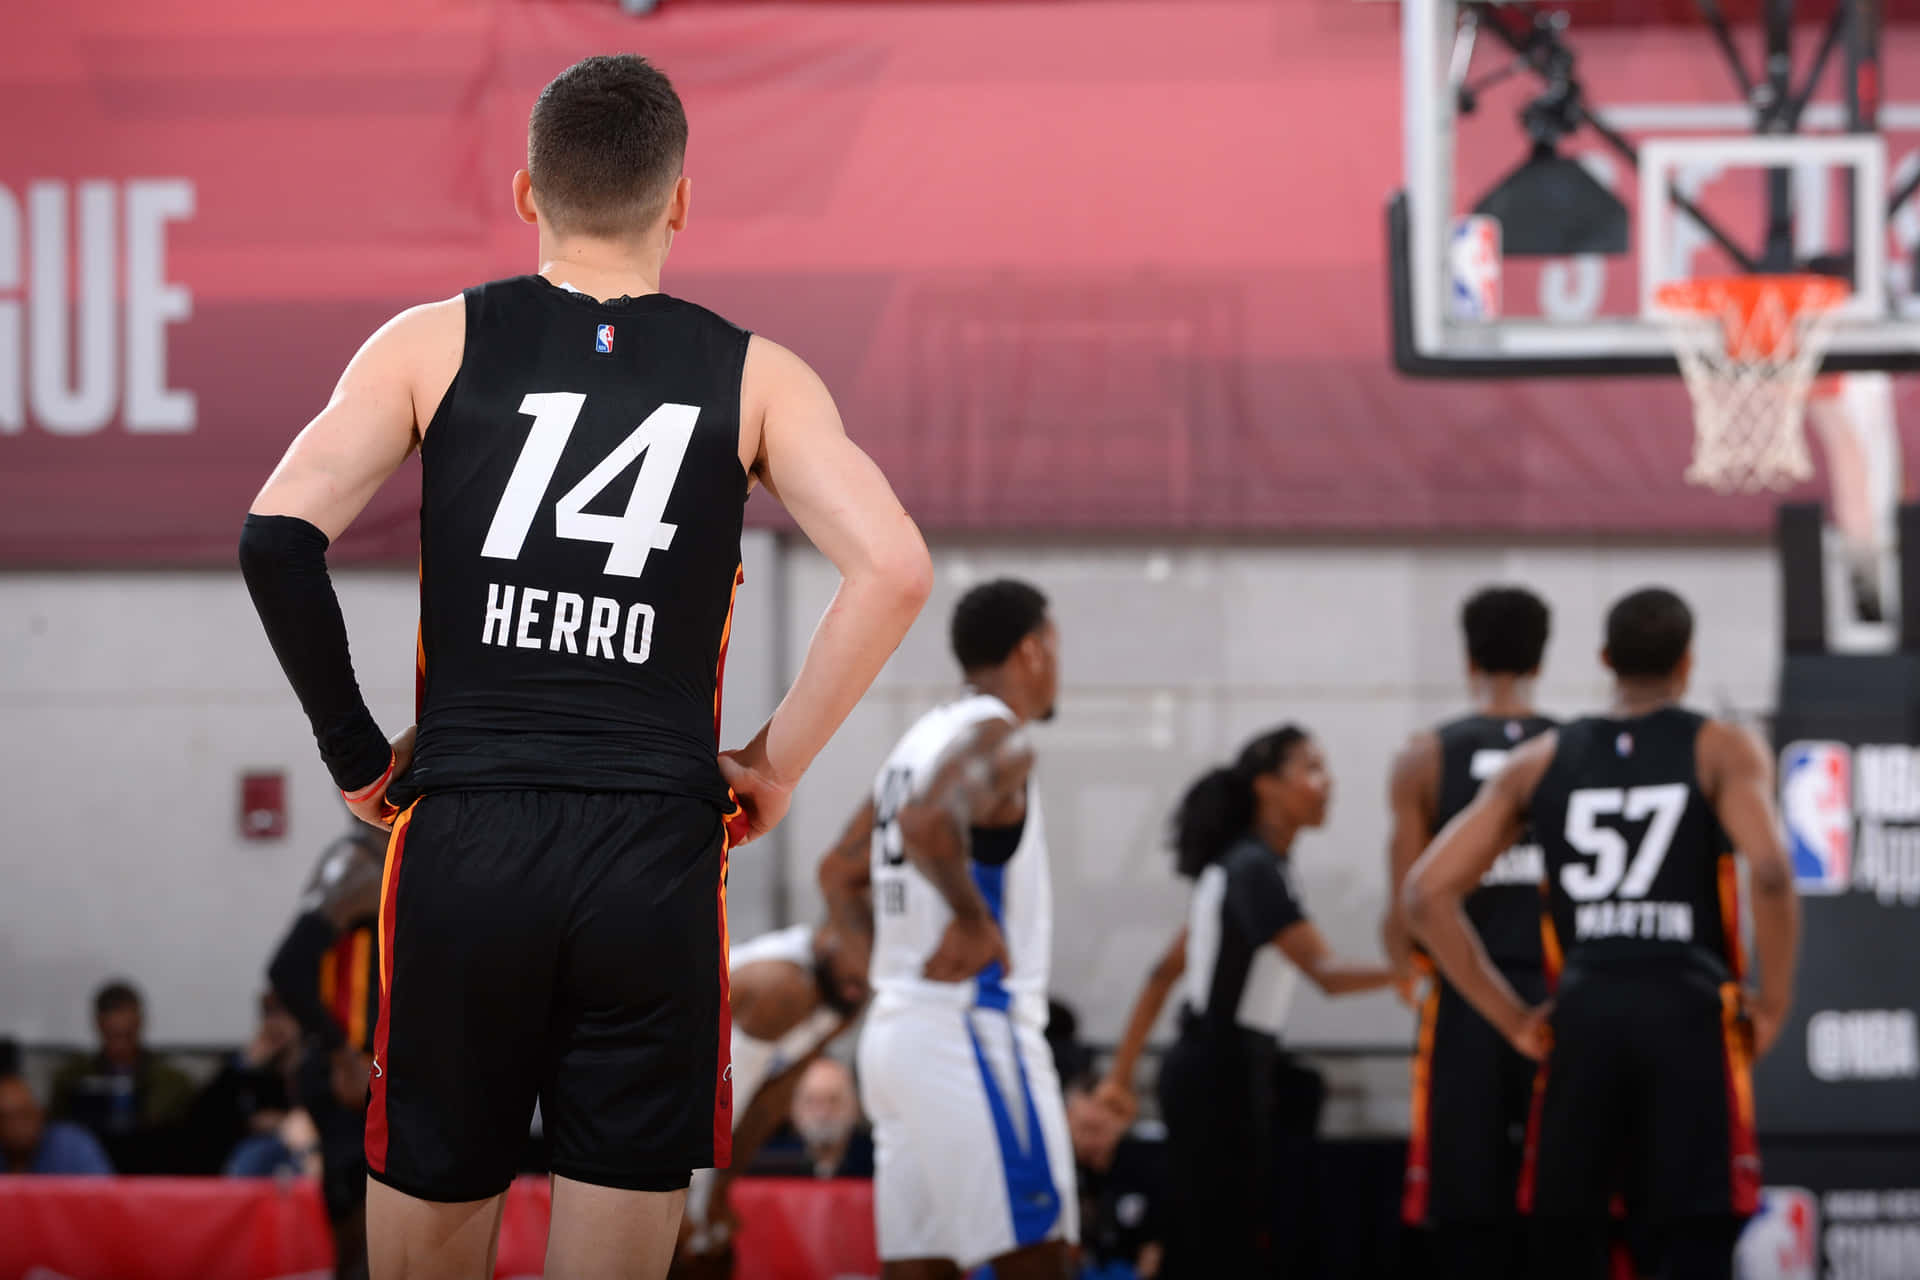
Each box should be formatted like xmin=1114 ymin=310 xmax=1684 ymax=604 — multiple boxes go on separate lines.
xmin=922 ymin=913 xmax=1009 ymax=982
xmin=1748 ymin=989 xmax=1789 ymax=1058
xmin=344 ymin=725 xmax=414 ymax=832
xmin=718 ymin=747 xmax=794 ymax=848
xmin=1506 ymin=1002 xmax=1554 ymax=1061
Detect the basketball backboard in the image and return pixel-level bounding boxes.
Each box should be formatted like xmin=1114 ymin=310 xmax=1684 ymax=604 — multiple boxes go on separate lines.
xmin=1391 ymin=0 xmax=1920 ymax=376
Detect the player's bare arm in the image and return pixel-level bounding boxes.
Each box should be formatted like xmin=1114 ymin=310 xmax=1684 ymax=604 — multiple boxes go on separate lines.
xmin=719 ymin=335 xmax=933 ymax=844
xmin=1098 ymin=927 xmax=1187 ymax=1122
xmin=1380 ymin=730 xmax=1441 ymax=982
xmin=1700 ymin=718 xmax=1801 ymax=1056
xmin=894 ymin=717 xmax=1033 ymax=982
xmin=1406 ymin=732 xmax=1559 ymax=1059
xmin=689 ymin=1039 xmax=842 ymax=1259
xmin=1274 ymin=919 xmax=1399 ymax=996
xmin=240 ymin=300 xmax=464 ymax=829
xmin=817 ymin=797 xmax=877 ymax=939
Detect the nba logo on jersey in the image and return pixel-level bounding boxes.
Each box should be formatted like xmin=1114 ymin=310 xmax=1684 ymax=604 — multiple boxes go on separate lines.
xmin=595 ymin=324 xmax=615 ymax=354
xmin=1734 ymin=1187 xmax=1817 ymax=1280
xmin=1447 ymin=215 xmax=1501 ymax=322
xmin=1780 ymin=742 xmax=1852 ymax=894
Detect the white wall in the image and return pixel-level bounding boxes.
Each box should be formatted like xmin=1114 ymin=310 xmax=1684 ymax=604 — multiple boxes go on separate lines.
xmin=1 ymin=535 xmax=1779 ymax=1051
xmin=0 ymin=530 xmax=784 ymax=1046
xmin=775 ymin=539 xmax=1781 ymax=1051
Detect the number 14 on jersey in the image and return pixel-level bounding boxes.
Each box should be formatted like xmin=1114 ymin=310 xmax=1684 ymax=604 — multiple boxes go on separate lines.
xmin=481 ymin=393 xmax=698 ymax=579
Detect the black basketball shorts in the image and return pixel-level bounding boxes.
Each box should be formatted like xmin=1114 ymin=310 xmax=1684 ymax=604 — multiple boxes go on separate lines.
xmin=365 ymin=790 xmax=732 ymax=1203
xmin=1519 ymin=966 xmax=1759 ymax=1224
xmin=1403 ymin=966 xmax=1550 ymax=1225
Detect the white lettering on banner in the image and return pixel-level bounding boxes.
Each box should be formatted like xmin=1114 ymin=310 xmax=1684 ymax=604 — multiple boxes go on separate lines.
xmin=1807 ymin=1010 xmax=1920 ymax=1083
xmin=483 ymin=582 xmax=654 ymax=666
xmin=1826 ymin=1224 xmax=1920 ymax=1280
xmin=0 ymin=179 xmax=196 ymax=435
xmin=1856 ymin=746 xmax=1920 ymax=821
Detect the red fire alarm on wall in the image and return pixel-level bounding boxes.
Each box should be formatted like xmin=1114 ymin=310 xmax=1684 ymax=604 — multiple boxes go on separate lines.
xmin=240 ymin=771 xmax=288 ymax=841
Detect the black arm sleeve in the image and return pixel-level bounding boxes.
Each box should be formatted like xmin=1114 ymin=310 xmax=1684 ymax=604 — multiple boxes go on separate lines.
xmin=268 ymin=909 xmax=345 ymax=1047
xmin=239 ymin=513 xmax=393 ymax=793
xmin=1225 ymin=848 xmax=1306 ymax=943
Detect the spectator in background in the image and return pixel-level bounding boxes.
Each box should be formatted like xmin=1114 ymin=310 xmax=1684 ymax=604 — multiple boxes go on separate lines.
xmin=183 ymin=990 xmax=301 ymax=1175
xmin=1067 ymin=1080 xmax=1166 ymax=1280
xmin=49 ymin=980 xmax=195 ymax=1173
xmin=789 ymin=1058 xmax=872 ymax=1180
xmin=2 ymin=1073 xmax=113 ymax=1175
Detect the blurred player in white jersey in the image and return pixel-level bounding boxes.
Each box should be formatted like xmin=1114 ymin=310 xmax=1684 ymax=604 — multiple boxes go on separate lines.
xmin=822 ymin=579 xmax=1074 ymax=1280
xmin=675 ymin=912 xmax=871 ymax=1277
xmin=1808 ymin=372 xmax=1904 ymax=622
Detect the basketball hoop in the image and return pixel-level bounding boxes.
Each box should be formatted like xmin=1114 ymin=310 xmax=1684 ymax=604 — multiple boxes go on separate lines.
xmin=1653 ymin=275 xmax=1849 ymax=494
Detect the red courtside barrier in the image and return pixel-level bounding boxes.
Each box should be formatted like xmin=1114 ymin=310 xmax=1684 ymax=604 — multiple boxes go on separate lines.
xmin=0 ymin=1177 xmax=878 ymax=1280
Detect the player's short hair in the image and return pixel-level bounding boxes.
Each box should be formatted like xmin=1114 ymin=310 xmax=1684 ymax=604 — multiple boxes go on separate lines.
xmin=950 ymin=579 xmax=1050 ymax=672
xmin=527 ymin=55 xmax=688 ymax=238
xmin=93 ymin=981 xmax=141 ymax=1019
xmin=1461 ymin=586 xmax=1551 ymax=675
xmin=1605 ymin=587 xmax=1694 ymax=679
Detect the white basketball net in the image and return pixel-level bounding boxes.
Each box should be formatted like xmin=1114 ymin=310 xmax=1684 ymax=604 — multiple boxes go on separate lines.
xmin=1655 ymin=279 xmax=1845 ymax=495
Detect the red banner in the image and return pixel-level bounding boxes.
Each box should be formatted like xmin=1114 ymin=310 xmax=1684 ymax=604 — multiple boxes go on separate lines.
xmin=0 ymin=1176 xmax=878 ymax=1280
xmin=6 ymin=0 xmax=1916 ymax=562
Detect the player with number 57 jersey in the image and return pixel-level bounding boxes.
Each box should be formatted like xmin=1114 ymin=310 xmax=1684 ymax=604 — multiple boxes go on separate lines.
xmin=238 ymin=55 xmax=931 ymax=1280
xmin=1404 ymin=588 xmax=1799 ymax=1280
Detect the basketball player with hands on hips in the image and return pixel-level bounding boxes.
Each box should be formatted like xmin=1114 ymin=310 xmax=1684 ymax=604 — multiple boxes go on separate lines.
xmin=239 ymin=54 xmax=931 ymax=1280
xmin=1405 ymin=588 xmax=1800 ymax=1280
xmin=1381 ymin=586 xmax=1555 ymax=1280
xmin=823 ymin=580 xmax=1077 ymax=1280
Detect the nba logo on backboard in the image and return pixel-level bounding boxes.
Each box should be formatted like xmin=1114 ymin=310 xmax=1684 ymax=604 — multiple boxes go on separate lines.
xmin=595 ymin=324 xmax=615 ymax=354
xmin=1447 ymin=215 xmax=1501 ymax=322
xmin=1780 ymin=742 xmax=1851 ymax=893
xmin=1735 ymin=1187 xmax=1818 ymax=1280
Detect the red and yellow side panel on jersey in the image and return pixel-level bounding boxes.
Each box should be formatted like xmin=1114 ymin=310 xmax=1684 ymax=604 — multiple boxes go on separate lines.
xmin=1516 ymin=1033 xmax=1555 ymax=1214
xmin=365 ymin=801 xmax=418 ymax=1173
xmin=1401 ymin=982 xmax=1443 ymax=1225
xmin=1540 ymin=908 xmax=1565 ymax=994
xmin=1717 ymin=853 xmax=1747 ymax=983
xmin=1720 ymin=983 xmax=1761 ymax=1216
xmin=319 ymin=928 xmax=375 ymax=1053
xmin=711 ymin=563 xmax=743 ymax=1166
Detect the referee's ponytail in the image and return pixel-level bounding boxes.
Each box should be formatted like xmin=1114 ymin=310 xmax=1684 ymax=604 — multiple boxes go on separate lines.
xmin=1171 ymin=725 xmax=1308 ymax=879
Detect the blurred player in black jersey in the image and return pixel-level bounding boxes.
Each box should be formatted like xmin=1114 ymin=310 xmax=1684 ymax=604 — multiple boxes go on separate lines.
xmin=1381 ymin=586 xmax=1554 ymax=1278
xmin=267 ymin=820 xmax=387 ymax=1280
xmin=1406 ymin=588 xmax=1799 ymax=1280
xmin=239 ymin=55 xmax=931 ymax=1280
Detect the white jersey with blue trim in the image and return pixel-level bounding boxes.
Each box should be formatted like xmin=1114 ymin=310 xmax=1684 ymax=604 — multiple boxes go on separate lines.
xmin=868 ymin=693 xmax=1052 ymax=1030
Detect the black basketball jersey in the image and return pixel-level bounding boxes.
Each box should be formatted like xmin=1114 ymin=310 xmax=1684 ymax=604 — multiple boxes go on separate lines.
xmin=1434 ymin=713 xmax=1557 ymax=967
xmin=394 ymin=276 xmax=751 ymax=811
xmin=1528 ymin=706 xmax=1738 ymax=982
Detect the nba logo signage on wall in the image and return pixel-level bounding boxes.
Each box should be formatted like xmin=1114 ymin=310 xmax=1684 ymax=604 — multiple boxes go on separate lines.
xmin=1781 ymin=741 xmax=1851 ymax=893
xmin=1447 ymin=215 xmax=1501 ymax=322
xmin=595 ymin=324 xmax=615 ymax=354
xmin=1735 ymin=1186 xmax=1818 ymax=1280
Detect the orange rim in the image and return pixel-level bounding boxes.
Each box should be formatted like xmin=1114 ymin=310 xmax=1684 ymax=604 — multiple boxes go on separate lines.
xmin=1654 ymin=274 xmax=1847 ymax=360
